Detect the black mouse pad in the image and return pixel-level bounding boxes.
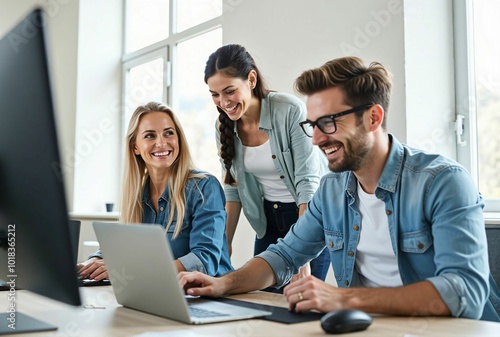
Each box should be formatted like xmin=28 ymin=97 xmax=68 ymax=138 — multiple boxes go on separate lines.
xmin=211 ymin=297 xmax=325 ymax=324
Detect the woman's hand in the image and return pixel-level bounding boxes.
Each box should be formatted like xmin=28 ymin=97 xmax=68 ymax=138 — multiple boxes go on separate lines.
xmin=77 ymin=258 xmax=108 ymax=281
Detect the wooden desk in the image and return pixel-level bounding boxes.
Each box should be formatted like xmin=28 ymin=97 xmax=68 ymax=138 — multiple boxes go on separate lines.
xmin=2 ymin=286 xmax=500 ymax=336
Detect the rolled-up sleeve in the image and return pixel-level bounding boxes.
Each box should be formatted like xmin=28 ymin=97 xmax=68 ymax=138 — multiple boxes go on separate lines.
xmin=178 ymin=252 xmax=206 ymax=274
xmin=425 ymin=166 xmax=489 ymax=319
xmin=257 ymin=250 xmax=293 ymax=287
xmin=88 ymin=249 xmax=103 ymax=259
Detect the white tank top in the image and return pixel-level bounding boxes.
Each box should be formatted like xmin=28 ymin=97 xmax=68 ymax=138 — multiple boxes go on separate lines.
xmin=242 ymin=140 xmax=294 ymax=202
xmin=355 ymin=181 xmax=403 ymax=287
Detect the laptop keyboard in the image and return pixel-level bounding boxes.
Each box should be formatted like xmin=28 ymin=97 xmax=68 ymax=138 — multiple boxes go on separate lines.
xmin=189 ymin=306 xmax=230 ymax=318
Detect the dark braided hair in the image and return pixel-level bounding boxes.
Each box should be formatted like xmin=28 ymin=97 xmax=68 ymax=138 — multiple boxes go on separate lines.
xmin=204 ymin=44 xmax=270 ymax=186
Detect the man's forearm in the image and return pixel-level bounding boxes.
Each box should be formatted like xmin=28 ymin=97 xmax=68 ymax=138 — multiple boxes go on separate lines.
xmin=224 ymin=257 xmax=277 ymax=294
xmin=347 ymin=280 xmax=450 ymax=317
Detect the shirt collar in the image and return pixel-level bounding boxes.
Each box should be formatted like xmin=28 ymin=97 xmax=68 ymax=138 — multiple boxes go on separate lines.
xmin=142 ymin=176 xmax=170 ymax=204
xmin=259 ymin=94 xmax=272 ymax=130
xmin=233 ymin=94 xmax=272 ymax=134
xmin=377 ymin=134 xmax=403 ymax=193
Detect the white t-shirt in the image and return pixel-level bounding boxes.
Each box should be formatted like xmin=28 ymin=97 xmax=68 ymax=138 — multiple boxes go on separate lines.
xmin=355 ymin=181 xmax=403 ymax=287
xmin=242 ymin=140 xmax=294 ymax=202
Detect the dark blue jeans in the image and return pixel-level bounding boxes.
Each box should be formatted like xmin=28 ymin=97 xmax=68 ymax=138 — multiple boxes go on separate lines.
xmin=255 ymin=200 xmax=330 ymax=289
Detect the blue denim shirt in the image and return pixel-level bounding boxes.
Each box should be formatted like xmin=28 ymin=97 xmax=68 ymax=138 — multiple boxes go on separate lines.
xmin=91 ymin=171 xmax=233 ymax=276
xmin=141 ymin=171 xmax=233 ymax=277
xmin=259 ymin=134 xmax=500 ymax=321
xmin=216 ymin=92 xmax=328 ymax=238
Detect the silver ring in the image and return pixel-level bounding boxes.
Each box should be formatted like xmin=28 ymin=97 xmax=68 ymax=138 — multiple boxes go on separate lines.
xmin=298 ymin=292 xmax=304 ymax=301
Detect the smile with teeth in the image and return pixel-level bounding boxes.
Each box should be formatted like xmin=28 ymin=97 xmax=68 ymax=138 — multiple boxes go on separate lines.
xmin=225 ymin=104 xmax=238 ymax=112
xmin=153 ymin=150 xmax=171 ymax=157
xmin=324 ymin=145 xmax=341 ymax=156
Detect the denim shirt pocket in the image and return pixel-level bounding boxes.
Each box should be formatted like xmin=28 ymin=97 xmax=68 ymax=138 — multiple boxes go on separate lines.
xmin=399 ymin=228 xmax=433 ymax=253
xmin=325 ymin=231 xmax=344 ymax=280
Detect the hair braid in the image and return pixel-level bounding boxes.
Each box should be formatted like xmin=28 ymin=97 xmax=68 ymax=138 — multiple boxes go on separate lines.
xmin=218 ymin=109 xmax=236 ymax=186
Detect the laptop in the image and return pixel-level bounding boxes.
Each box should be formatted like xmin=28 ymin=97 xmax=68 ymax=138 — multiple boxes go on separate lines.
xmin=68 ymin=220 xmax=110 ymax=287
xmin=92 ymin=221 xmax=272 ymax=324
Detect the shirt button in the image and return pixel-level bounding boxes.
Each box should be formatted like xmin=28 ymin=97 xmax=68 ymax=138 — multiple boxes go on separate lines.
xmin=159 ymin=207 xmax=164 ymax=212
xmin=345 ymin=280 xmax=349 ymax=286
xmin=271 ymin=155 xmax=276 ymax=159
xmin=353 ymin=225 xmax=359 ymax=231
xmin=328 ymin=241 xmax=334 ymax=248
xmin=279 ymin=175 xmax=285 ymax=179
xmin=417 ymin=242 xmax=424 ymax=249
xmin=273 ymin=203 xmax=279 ymax=209
xmin=386 ymin=210 xmax=392 ymax=215
xmin=348 ymin=251 xmax=354 ymax=257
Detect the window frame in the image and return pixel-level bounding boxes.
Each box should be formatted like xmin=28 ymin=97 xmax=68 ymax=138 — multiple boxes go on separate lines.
xmin=453 ymin=0 xmax=500 ymax=213
xmin=120 ymin=0 xmax=223 ymax=171
xmin=122 ymin=47 xmax=170 ymax=133
xmin=121 ymin=0 xmax=223 ymax=107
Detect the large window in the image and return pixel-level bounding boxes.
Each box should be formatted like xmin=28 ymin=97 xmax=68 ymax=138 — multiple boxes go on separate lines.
xmin=122 ymin=0 xmax=223 ymax=177
xmin=455 ymin=0 xmax=500 ymax=212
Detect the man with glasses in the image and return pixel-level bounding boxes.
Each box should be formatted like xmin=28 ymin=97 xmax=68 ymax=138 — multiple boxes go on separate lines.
xmin=180 ymin=57 xmax=500 ymax=321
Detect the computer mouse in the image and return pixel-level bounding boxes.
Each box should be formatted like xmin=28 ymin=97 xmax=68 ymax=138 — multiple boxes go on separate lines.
xmin=320 ymin=309 xmax=372 ymax=334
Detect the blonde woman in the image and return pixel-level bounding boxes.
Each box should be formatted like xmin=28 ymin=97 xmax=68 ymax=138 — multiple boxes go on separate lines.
xmin=78 ymin=102 xmax=233 ymax=280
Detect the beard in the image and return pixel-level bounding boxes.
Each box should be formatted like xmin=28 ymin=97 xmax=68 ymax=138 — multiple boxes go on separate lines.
xmin=327 ymin=128 xmax=371 ymax=173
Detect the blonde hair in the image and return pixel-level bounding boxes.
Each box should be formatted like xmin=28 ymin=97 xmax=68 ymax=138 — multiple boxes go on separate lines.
xmin=120 ymin=102 xmax=204 ymax=238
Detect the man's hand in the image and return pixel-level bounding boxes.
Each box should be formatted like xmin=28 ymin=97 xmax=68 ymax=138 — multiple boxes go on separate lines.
xmin=178 ymin=271 xmax=227 ymax=297
xmin=284 ymin=275 xmax=346 ymax=313
xmin=290 ymin=263 xmax=311 ymax=283
xmin=77 ymin=258 xmax=108 ymax=281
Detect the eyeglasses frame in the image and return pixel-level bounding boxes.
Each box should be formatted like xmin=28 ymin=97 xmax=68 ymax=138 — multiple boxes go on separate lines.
xmin=299 ymin=104 xmax=374 ymax=137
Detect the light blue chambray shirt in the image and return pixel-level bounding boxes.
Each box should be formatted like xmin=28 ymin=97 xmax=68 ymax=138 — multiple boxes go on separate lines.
xmin=89 ymin=171 xmax=233 ymax=277
xmin=142 ymin=172 xmax=233 ymax=277
xmin=259 ymin=134 xmax=500 ymax=321
xmin=215 ymin=92 xmax=328 ymax=238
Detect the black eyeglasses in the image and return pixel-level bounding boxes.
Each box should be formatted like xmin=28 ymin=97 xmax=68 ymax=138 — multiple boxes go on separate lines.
xmin=299 ymin=104 xmax=373 ymax=137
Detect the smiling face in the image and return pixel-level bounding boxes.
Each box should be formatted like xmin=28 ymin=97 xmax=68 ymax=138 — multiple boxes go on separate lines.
xmin=207 ymin=71 xmax=257 ymax=121
xmin=133 ymin=111 xmax=179 ymax=175
xmin=307 ymin=87 xmax=371 ymax=173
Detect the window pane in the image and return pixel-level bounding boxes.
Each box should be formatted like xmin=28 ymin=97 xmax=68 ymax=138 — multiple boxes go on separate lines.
xmin=176 ymin=0 xmax=222 ymax=32
xmin=174 ymin=29 xmax=222 ymax=177
xmin=473 ymin=0 xmax=500 ymax=199
xmin=125 ymin=58 xmax=164 ymax=123
xmin=126 ymin=0 xmax=169 ymax=52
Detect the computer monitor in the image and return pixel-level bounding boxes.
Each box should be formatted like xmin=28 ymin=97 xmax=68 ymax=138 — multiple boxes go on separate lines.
xmin=0 ymin=8 xmax=81 ymax=334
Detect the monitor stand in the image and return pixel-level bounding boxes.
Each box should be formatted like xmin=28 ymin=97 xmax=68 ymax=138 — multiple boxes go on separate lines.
xmin=0 ymin=312 xmax=57 ymax=335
